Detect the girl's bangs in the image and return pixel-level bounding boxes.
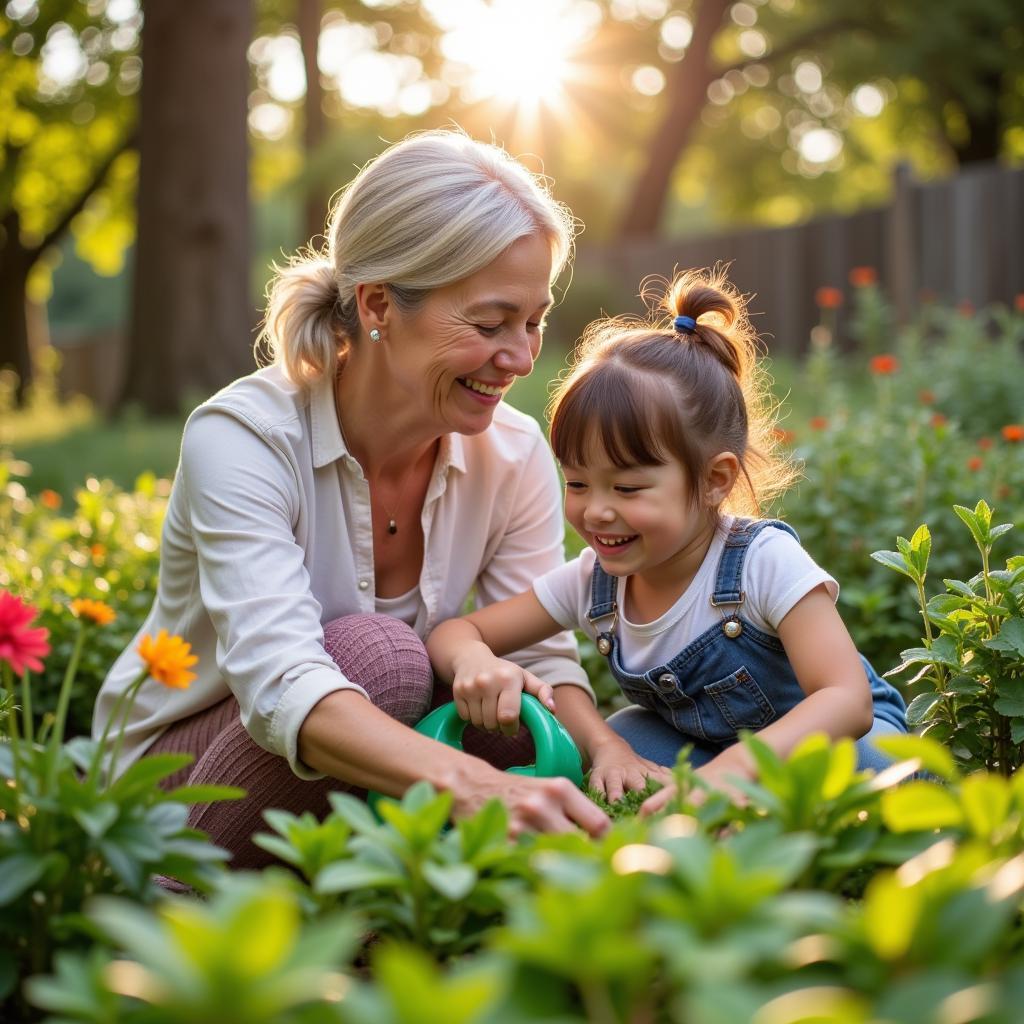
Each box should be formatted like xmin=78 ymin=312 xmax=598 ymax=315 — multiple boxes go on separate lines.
xmin=551 ymin=363 xmax=673 ymax=468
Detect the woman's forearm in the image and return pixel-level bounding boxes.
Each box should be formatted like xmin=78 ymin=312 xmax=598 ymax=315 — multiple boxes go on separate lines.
xmin=298 ymin=689 xmax=500 ymax=800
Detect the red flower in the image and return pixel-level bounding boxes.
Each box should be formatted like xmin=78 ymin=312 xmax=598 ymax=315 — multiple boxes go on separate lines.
xmin=0 ymin=591 xmax=51 ymax=676
xmin=1002 ymin=424 xmax=1024 ymax=443
xmin=815 ymin=287 xmax=843 ymax=310
xmin=957 ymin=300 xmax=975 ymax=317
xmin=967 ymin=456 xmax=983 ymax=472
xmin=39 ymin=489 xmax=62 ymax=510
xmin=869 ymin=354 xmax=899 ymax=375
xmin=809 ymin=416 xmax=829 ymax=431
xmin=930 ymin=413 xmax=948 ymax=428
xmin=918 ymin=389 xmax=936 ymax=405
xmin=849 ymin=266 xmax=877 ymax=287
xmin=978 ymin=437 xmax=994 ymax=451
xmin=1015 ymin=294 xmax=1024 ymax=313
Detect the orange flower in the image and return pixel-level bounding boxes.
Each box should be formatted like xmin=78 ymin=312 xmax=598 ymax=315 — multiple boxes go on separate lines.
xmin=978 ymin=437 xmax=994 ymax=451
xmin=0 ymin=591 xmax=50 ymax=675
xmin=772 ymin=427 xmax=796 ymax=444
xmin=849 ymin=266 xmax=877 ymax=287
xmin=966 ymin=456 xmax=983 ymax=472
xmin=930 ymin=412 xmax=948 ymax=428
xmin=815 ymin=286 xmax=843 ymax=310
xmin=869 ymin=354 xmax=899 ymax=375
xmin=137 ymin=630 xmax=198 ymax=689
xmin=1002 ymin=424 xmax=1024 ymax=443
xmin=957 ymin=300 xmax=975 ymax=317
xmin=70 ymin=598 xmax=116 ymax=626
xmin=918 ymin=389 xmax=936 ymax=405
xmin=1015 ymin=294 xmax=1024 ymax=313
xmin=90 ymin=543 xmax=106 ymax=560
xmin=39 ymin=489 xmax=62 ymax=510
xmin=809 ymin=416 xmax=829 ymax=431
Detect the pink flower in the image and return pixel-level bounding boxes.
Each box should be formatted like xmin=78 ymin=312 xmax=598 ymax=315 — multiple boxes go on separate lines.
xmin=0 ymin=591 xmax=51 ymax=676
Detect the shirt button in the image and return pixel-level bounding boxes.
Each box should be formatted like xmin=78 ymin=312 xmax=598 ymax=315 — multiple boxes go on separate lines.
xmin=358 ymin=580 xmax=369 ymax=591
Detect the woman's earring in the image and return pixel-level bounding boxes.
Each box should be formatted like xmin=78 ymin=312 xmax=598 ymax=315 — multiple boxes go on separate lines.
xmin=369 ymin=329 xmax=381 ymax=343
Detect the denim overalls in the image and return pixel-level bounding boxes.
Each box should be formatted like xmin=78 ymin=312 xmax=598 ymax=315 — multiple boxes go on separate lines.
xmin=590 ymin=518 xmax=907 ymax=765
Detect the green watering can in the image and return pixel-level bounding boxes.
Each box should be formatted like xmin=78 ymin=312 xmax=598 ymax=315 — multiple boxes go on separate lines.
xmin=368 ymin=694 xmax=583 ymax=813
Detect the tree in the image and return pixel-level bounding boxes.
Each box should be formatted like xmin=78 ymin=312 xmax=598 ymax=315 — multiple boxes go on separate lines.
xmin=0 ymin=0 xmax=138 ymax=400
xmin=119 ymin=0 xmax=254 ymax=414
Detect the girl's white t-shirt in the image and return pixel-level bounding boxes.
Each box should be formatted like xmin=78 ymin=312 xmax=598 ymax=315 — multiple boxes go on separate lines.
xmin=533 ymin=516 xmax=838 ymax=676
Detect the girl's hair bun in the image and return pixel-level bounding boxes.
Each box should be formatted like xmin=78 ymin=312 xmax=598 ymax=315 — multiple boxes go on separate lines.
xmin=665 ymin=267 xmax=746 ymax=381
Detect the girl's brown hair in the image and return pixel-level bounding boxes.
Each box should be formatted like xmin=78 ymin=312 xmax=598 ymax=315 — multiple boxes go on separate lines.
xmin=547 ymin=266 xmax=798 ymax=516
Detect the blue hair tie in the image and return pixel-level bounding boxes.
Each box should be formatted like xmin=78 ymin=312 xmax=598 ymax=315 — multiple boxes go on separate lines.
xmin=673 ymin=315 xmax=697 ymax=334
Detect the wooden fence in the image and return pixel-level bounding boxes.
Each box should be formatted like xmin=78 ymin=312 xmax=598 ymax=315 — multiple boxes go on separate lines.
xmin=577 ymin=161 xmax=1024 ymax=356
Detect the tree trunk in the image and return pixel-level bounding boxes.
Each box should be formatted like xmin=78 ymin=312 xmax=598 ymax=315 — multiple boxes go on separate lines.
xmin=0 ymin=210 xmax=32 ymax=401
xmin=615 ymin=0 xmax=732 ymax=240
xmin=299 ymin=0 xmax=327 ymax=245
xmin=951 ymin=68 xmax=1005 ymax=165
xmin=121 ymin=0 xmax=254 ymax=415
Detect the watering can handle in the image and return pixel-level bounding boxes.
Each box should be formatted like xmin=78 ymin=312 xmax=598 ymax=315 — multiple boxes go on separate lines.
xmin=414 ymin=693 xmax=584 ymax=786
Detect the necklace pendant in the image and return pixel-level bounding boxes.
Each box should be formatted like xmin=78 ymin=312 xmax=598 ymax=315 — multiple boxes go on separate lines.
xmin=387 ymin=519 xmax=398 ymax=535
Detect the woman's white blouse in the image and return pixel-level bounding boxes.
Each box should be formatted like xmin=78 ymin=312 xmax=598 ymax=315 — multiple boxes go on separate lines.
xmin=93 ymin=366 xmax=590 ymax=778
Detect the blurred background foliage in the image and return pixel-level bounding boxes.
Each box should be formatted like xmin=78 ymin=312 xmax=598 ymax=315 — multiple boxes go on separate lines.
xmin=1 ymin=0 xmax=1021 ymax=387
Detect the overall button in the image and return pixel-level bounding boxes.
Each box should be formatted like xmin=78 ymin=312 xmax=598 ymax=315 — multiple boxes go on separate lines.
xmin=657 ymin=672 xmax=678 ymax=691
xmin=722 ymin=618 xmax=743 ymax=638
xmin=358 ymin=580 xmax=369 ymax=591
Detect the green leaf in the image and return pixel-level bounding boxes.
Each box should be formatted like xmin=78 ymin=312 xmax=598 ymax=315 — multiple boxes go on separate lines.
xmin=905 ymin=692 xmax=944 ymax=727
xmin=872 ymin=735 xmax=958 ymax=781
xmin=163 ymin=784 xmax=246 ymax=803
xmin=881 ymin=782 xmax=964 ymax=831
xmin=985 ymin=619 xmax=1024 ymax=659
xmin=423 ymin=862 xmax=478 ymax=901
xmin=328 ymin=792 xmax=381 ymax=835
xmin=0 ymin=853 xmax=47 ymax=905
xmin=73 ymin=801 xmax=119 ymax=839
xmin=314 ymin=860 xmax=405 ymax=895
xmin=909 ymin=524 xmax=931 ymax=576
xmin=870 ymin=549 xmax=916 ymax=580
xmin=960 ymin=775 xmax=1012 ymax=841
xmin=110 ymin=754 xmax=194 ymax=799
xmin=993 ymin=695 xmax=1024 ymax=717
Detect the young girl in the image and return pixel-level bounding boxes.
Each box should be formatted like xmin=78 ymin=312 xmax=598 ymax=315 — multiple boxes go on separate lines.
xmin=427 ymin=269 xmax=907 ymax=814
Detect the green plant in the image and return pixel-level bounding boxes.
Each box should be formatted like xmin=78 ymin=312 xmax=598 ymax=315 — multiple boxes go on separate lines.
xmin=257 ymin=783 xmax=531 ymax=958
xmin=0 ymin=594 xmax=241 ymax=1019
xmin=873 ymin=502 xmax=1024 ymax=773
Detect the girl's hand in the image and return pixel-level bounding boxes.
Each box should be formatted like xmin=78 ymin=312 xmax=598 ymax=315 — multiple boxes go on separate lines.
xmin=587 ymin=735 xmax=673 ymax=803
xmin=452 ymin=643 xmax=556 ymax=736
xmin=640 ymin=746 xmax=755 ymax=815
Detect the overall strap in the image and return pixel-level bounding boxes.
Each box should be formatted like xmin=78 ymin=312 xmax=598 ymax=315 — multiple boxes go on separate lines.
xmin=711 ymin=518 xmax=800 ymax=606
xmin=587 ymin=558 xmax=618 ymax=622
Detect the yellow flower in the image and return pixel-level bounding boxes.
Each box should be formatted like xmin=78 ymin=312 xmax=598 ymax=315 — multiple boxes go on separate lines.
xmin=69 ymin=598 xmax=117 ymax=626
xmin=137 ymin=630 xmax=198 ymax=689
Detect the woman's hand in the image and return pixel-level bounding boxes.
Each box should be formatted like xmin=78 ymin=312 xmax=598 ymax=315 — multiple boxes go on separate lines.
xmin=587 ymin=735 xmax=673 ymax=804
xmin=451 ymin=769 xmax=610 ymax=839
xmin=452 ymin=642 xmax=556 ymax=736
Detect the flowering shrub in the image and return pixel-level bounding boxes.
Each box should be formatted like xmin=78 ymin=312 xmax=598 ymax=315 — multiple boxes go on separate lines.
xmin=0 ymin=459 xmax=167 ymax=739
xmin=0 ymin=594 xmax=241 ymax=1019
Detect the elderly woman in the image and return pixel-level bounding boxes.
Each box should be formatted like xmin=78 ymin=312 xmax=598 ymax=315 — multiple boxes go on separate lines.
xmin=93 ymin=131 xmax=650 ymax=866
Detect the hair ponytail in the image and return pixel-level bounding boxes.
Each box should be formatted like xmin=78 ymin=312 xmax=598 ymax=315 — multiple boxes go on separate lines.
xmin=258 ymin=129 xmax=577 ymax=389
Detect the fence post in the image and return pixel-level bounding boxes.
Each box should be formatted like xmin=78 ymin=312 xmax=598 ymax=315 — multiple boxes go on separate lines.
xmin=887 ymin=162 xmax=915 ymax=325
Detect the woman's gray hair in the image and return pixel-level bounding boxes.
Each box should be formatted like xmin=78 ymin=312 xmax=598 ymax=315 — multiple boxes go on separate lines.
xmin=260 ymin=129 xmax=577 ymax=387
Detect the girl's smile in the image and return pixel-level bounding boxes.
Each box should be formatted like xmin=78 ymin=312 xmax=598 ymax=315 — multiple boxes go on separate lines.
xmin=561 ymin=449 xmax=719 ymax=595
